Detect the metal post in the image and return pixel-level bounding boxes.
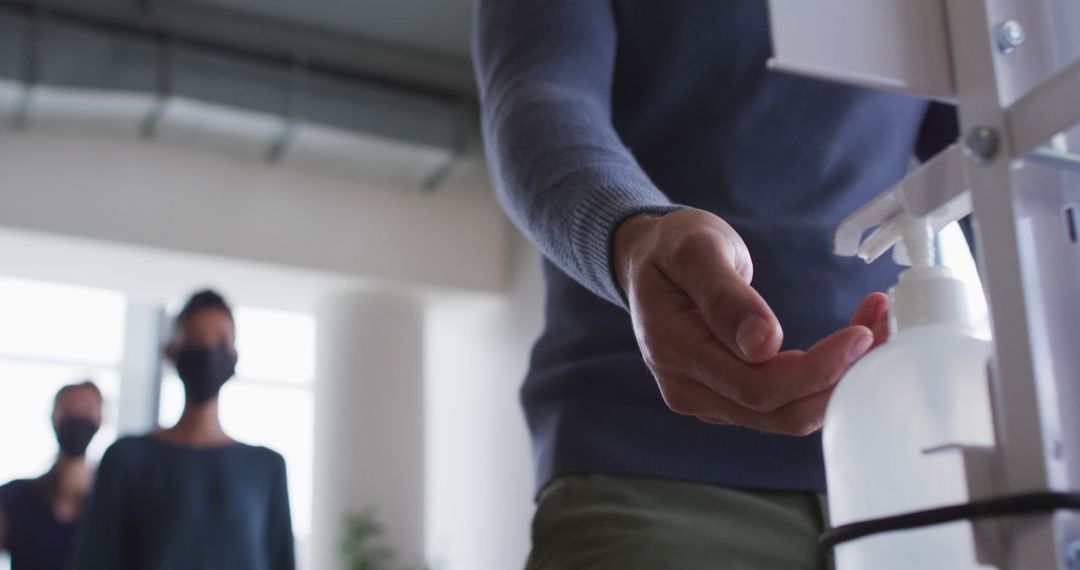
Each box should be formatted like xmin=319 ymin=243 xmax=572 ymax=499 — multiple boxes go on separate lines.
xmin=946 ymin=1 xmax=1080 ymax=568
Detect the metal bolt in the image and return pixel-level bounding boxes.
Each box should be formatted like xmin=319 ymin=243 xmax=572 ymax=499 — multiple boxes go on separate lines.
xmin=966 ymin=126 xmax=1002 ymax=162
xmin=996 ymin=20 xmax=1025 ymax=55
xmin=1065 ymin=539 xmax=1080 ymax=570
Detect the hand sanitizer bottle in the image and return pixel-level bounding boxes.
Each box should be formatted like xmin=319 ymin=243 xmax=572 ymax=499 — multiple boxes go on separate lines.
xmin=824 ymin=216 xmax=997 ymax=569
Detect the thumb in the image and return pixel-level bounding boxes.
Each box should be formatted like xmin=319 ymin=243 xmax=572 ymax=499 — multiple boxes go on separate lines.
xmin=658 ymin=220 xmax=782 ymax=363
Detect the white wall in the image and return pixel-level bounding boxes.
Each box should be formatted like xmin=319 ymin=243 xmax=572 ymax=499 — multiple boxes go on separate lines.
xmin=425 ymin=233 xmax=544 ymax=570
xmin=0 ymin=128 xmax=507 ymax=292
xmin=0 ymin=225 xmax=360 ymax=314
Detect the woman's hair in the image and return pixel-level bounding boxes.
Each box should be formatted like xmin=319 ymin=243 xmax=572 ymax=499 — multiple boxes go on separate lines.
xmin=53 ymin=380 xmax=103 ymax=410
xmin=176 ymin=289 xmax=234 ymax=327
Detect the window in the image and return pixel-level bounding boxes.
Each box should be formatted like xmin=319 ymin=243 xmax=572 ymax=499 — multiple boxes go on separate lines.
xmin=158 ymin=306 xmax=316 ymax=567
xmin=0 ymin=277 xmax=127 ymax=570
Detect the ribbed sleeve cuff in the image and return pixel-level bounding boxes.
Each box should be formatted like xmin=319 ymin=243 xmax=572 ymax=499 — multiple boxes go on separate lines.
xmin=571 ymin=186 xmax=685 ymax=309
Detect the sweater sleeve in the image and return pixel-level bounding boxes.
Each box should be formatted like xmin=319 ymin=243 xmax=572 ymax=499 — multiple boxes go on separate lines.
xmin=473 ymin=0 xmax=683 ymax=307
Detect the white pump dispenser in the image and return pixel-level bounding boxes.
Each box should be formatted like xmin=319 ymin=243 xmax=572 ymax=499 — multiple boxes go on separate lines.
xmin=888 ymin=217 xmax=975 ymax=333
xmin=824 ymin=216 xmax=997 ymax=569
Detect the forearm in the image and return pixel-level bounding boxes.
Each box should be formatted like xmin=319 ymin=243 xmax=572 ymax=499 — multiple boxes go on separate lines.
xmin=475 ymin=0 xmax=682 ymax=307
xmin=485 ymin=88 xmax=680 ymax=305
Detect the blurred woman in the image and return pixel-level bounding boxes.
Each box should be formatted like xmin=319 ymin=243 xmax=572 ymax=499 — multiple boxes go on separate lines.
xmin=0 ymin=381 xmax=103 ymax=570
xmin=74 ymin=290 xmax=294 ymax=570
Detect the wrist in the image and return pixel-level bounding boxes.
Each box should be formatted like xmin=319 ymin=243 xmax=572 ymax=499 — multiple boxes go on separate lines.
xmin=612 ymin=213 xmax=663 ymax=298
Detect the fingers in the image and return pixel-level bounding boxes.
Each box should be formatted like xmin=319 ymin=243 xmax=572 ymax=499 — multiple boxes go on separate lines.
xmin=642 ymin=291 xmax=872 ymax=414
xmin=870 ymin=313 xmax=890 ymax=347
xmin=663 ymin=373 xmax=834 ymax=436
xmin=652 ymin=212 xmax=782 ymax=363
xmin=658 ymin=328 xmax=869 ymax=436
xmin=850 ymin=292 xmax=888 ymax=328
xmin=718 ymin=325 xmax=869 ymax=412
xmin=797 ymin=325 xmax=874 ymax=386
xmin=642 ymin=309 xmax=872 ymax=434
xmin=850 ymin=292 xmax=890 ymax=348
xmin=620 ymin=209 xmax=883 ymax=436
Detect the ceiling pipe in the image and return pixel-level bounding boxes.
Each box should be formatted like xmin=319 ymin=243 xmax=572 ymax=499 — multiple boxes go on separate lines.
xmin=0 ymin=5 xmax=478 ymax=191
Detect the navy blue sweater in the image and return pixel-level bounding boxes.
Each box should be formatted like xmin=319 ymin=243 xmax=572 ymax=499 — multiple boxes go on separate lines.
xmin=475 ymin=0 xmax=953 ymax=494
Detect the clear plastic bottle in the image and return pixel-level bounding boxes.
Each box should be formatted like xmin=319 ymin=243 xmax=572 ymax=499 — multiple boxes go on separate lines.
xmin=824 ymin=217 xmax=997 ymax=569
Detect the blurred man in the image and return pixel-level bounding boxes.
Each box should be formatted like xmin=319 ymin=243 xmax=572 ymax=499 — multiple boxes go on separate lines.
xmin=0 ymin=381 xmax=103 ymax=570
xmin=74 ymin=289 xmax=294 ymax=570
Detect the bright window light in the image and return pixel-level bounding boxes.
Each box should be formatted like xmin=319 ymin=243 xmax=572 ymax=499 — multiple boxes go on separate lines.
xmin=0 ymin=276 xmax=126 ymax=365
xmin=0 ymin=277 xmax=126 ymax=570
xmin=234 ymin=306 xmax=316 ymax=385
xmin=0 ymin=362 xmax=120 ymax=481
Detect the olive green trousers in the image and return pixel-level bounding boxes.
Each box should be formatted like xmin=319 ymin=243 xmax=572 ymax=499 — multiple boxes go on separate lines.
xmin=527 ymin=474 xmax=833 ymax=570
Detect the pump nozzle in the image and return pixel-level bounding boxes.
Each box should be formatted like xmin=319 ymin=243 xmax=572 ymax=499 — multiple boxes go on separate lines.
xmin=833 ymin=144 xmax=973 ymax=267
xmin=888 ymin=216 xmax=973 ymax=333
xmin=831 ymin=145 xmax=979 ymax=334
xmin=900 ymin=216 xmax=935 ymax=269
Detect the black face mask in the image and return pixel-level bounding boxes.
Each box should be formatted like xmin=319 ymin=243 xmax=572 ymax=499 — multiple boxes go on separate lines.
xmin=55 ymin=417 xmax=99 ymax=457
xmin=176 ymin=344 xmax=237 ymax=404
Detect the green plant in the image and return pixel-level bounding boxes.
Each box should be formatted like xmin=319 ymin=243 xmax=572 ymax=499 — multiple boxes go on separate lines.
xmin=339 ymin=508 xmax=396 ymax=570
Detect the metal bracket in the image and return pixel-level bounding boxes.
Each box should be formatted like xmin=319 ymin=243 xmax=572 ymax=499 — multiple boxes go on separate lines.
xmin=834 ymin=144 xmax=972 ymax=265
xmin=1028 ymin=148 xmax=1080 ymax=175
xmin=140 ymin=37 xmax=174 ymax=140
xmin=11 ymin=8 xmax=44 ymax=130
xmin=266 ymin=54 xmax=307 ymax=164
xmin=922 ymin=443 xmax=1006 ymax=567
xmin=1007 ymin=58 xmax=1080 ymax=158
xmin=421 ymin=102 xmax=470 ymax=192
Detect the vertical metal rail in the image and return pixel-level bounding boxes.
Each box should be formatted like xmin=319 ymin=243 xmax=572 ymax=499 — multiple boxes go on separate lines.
xmin=945 ymin=0 xmax=1080 ymax=568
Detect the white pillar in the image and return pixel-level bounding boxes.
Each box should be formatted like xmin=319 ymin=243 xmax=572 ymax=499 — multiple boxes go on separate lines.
xmin=311 ymin=289 xmax=425 ymax=570
xmin=424 ymin=238 xmax=542 ymax=570
xmin=116 ymin=299 xmax=165 ymax=435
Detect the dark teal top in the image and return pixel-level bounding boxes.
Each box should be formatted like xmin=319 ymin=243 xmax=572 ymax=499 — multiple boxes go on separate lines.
xmin=72 ymin=435 xmax=294 ymax=570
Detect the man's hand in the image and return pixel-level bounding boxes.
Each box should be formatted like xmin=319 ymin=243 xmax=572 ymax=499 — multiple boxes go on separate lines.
xmin=613 ymin=209 xmax=886 ymax=436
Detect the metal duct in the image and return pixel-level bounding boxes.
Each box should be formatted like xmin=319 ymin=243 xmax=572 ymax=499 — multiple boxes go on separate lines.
xmin=0 ymin=6 xmax=475 ymax=190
